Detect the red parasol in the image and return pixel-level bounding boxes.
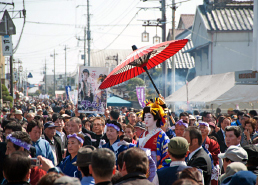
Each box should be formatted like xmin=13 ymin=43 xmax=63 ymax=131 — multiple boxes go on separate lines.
xmin=99 ymin=39 xmax=188 ymax=95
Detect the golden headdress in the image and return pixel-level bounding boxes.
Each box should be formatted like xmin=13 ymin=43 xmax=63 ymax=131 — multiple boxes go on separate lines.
xmin=143 ymin=97 xmax=168 ymax=126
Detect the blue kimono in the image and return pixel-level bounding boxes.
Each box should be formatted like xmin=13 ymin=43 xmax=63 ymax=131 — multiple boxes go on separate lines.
xmin=58 ymin=155 xmax=82 ymax=180
xmin=102 ymin=138 xmax=128 ymax=162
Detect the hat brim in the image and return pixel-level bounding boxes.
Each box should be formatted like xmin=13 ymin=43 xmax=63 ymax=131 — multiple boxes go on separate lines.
xmin=72 ymin=161 xmax=91 ymax=167
xmin=218 ymin=153 xmax=226 ymax=159
xmin=44 ymin=125 xmax=58 ymax=129
xmin=61 ymin=114 xmax=71 ymax=118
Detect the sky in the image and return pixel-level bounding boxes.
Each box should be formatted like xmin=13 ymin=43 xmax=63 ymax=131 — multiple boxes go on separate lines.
xmin=2 ymin=0 xmax=203 ymax=84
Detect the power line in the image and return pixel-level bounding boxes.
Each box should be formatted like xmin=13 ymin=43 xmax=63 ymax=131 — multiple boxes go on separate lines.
xmin=26 ymin=21 xmax=141 ymax=27
xmin=92 ymin=9 xmax=142 ymax=54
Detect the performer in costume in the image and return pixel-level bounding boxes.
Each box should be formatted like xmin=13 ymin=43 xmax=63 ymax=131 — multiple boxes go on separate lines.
xmin=101 ymin=120 xmax=128 ymax=162
xmin=58 ymin=133 xmax=84 ymax=180
xmin=137 ymin=98 xmax=170 ymax=170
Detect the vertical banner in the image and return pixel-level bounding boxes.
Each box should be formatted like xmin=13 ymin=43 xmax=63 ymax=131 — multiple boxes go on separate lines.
xmin=78 ymin=66 xmax=108 ymax=114
xmin=136 ymin=86 xmax=145 ymax=108
xmin=65 ymin=85 xmax=71 ymax=100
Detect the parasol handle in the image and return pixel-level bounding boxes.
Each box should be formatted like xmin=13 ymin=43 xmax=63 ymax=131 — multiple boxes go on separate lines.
xmin=143 ymin=66 xmax=161 ymax=95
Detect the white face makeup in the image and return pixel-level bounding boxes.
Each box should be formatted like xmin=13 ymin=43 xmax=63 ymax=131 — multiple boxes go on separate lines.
xmin=144 ymin=113 xmax=157 ymax=130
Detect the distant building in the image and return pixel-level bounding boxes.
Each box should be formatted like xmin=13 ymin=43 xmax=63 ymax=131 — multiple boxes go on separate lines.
xmin=42 ymin=74 xmax=67 ymax=93
xmin=185 ymin=0 xmax=254 ymax=76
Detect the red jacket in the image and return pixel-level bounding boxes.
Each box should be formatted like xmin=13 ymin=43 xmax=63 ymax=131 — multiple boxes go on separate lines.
xmin=30 ymin=166 xmax=47 ymax=185
xmin=204 ymin=136 xmax=220 ymax=165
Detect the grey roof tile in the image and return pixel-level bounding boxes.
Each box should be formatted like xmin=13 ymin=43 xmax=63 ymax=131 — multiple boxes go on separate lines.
xmin=199 ymin=4 xmax=253 ymax=31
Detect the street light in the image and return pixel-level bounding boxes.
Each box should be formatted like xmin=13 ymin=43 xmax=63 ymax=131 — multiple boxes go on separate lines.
xmin=153 ymin=26 xmax=160 ymax=44
xmin=142 ymin=26 xmax=149 ymax=42
xmin=153 ymin=35 xmax=161 ymax=44
xmin=142 ymin=31 xmax=149 ymax=42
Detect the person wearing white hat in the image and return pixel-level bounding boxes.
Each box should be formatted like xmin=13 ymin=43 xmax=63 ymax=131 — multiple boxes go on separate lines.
xmin=14 ymin=110 xmax=27 ymax=123
xmin=189 ymin=115 xmax=196 ymax=126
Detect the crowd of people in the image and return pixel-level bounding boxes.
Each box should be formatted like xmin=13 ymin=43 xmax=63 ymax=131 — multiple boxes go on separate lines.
xmin=0 ymin=97 xmax=258 ymax=185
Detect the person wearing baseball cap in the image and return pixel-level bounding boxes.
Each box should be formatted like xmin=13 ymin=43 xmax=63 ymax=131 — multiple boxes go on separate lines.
xmin=43 ymin=121 xmax=63 ymax=166
xmin=219 ymin=162 xmax=247 ymax=183
xmin=153 ymin=137 xmax=189 ymax=185
xmin=218 ymin=145 xmax=248 ymax=173
xmin=73 ymin=146 xmax=96 ymax=185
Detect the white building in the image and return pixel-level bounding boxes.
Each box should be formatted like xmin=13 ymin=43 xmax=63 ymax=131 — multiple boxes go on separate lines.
xmin=186 ymin=0 xmax=254 ymax=76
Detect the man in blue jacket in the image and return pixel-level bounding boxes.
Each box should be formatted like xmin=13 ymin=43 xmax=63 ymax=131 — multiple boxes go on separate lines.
xmin=27 ymin=120 xmax=55 ymax=165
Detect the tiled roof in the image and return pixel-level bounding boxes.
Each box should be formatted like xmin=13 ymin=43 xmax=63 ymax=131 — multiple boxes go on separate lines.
xmin=178 ymin=14 xmax=195 ymax=29
xmin=167 ymin=29 xmax=185 ymax=40
xmin=199 ymin=4 xmax=253 ymax=31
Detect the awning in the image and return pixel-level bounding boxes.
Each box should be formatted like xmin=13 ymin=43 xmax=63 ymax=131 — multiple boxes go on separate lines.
xmin=107 ymin=96 xmax=132 ymax=107
xmin=165 ymin=72 xmax=258 ymax=105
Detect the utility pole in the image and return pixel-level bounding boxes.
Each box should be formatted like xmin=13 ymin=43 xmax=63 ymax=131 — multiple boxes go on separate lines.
xmin=171 ymin=0 xmax=176 ymax=94
xmin=54 ymin=50 xmax=56 ymax=96
xmin=64 ymin=45 xmax=69 ymax=86
xmin=84 ymin=27 xmax=86 ymax=66
xmin=105 ymin=54 xmax=119 ymax=66
xmin=141 ymin=0 xmax=167 ymax=96
xmin=87 ymin=0 xmax=91 ymax=67
xmin=69 ymin=72 xmax=71 ymax=86
xmin=45 ymin=58 xmax=47 ymax=94
xmin=10 ymin=55 xmax=13 ymax=97
xmin=76 ymin=28 xmax=86 ymax=66
xmin=253 ymin=0 xmax=258 ymax=71
xmin=161 ymin=0 xmax=167 ymax=97
xmin=50 ymin=50 xmax=57 ymax=96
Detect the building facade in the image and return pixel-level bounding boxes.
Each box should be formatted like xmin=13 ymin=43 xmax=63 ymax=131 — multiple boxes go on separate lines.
xmin=187 ymin=0 xmax=253 ymax=76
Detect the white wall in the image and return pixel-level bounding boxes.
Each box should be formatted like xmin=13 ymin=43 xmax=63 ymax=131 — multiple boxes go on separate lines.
xmin=212 ymin=40 xmax=253 ymax=74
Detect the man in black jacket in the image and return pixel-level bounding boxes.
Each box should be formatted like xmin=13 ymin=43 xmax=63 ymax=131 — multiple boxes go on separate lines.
xmin=115 ymin=147 xmax=154 ymax=185
xmin=43 ymin=121 xmax=63 ymax=165
xmin=215 ymin=117 xmax=231 ymax=153
xmin=82 ymin=117 xmax=105 ymax=148
xmin=183 ymin=127 xmax=212 ymax=185
xmin=67 ymin=117 xmax=92 ymax=146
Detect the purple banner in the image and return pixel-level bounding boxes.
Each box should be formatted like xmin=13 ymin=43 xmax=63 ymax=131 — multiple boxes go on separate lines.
xmin=136 ymin=86 xmax=145 ymax=108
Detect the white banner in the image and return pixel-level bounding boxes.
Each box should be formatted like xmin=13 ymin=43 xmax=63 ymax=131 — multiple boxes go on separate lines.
xmin=77 ymin=66 xmax=108 ymax=114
